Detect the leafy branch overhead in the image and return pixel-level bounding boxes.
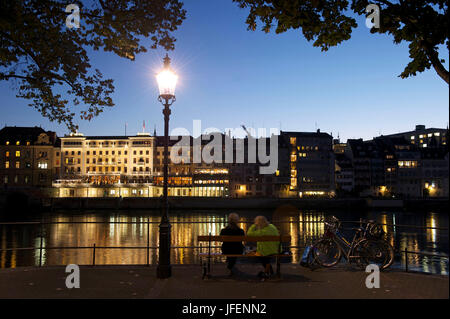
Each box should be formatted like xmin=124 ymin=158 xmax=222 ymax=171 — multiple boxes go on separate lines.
xmin=233 ymin=0 xmax=449 ymax=84
xmin=0 ymin=0 xmax=186 ymax=132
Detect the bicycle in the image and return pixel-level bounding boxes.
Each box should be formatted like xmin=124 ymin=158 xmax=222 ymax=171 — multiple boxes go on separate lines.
xmin=312 ymin=216 xmax=394 ymax=270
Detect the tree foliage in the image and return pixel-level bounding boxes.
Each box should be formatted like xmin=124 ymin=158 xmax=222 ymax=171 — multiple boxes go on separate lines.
xmin=233 ymin=0 xmax=449 ymax=84
xmin=0 ymin=0 xmax=186 ymax=132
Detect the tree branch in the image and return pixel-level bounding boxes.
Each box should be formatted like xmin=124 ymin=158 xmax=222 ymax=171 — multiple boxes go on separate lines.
xmin=422 ymin=43 xmax=449 ymax=84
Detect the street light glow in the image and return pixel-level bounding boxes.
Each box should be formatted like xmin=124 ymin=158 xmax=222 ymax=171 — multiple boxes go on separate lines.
xmin=156 ymin=69 xmax=178 ymax=96
xmin=156 ymin=54 xmax=178 ymax=98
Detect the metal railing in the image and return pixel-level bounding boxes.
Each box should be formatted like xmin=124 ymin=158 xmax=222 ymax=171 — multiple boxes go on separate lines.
xmin=0 ymin=219 xmax=448 ymax=272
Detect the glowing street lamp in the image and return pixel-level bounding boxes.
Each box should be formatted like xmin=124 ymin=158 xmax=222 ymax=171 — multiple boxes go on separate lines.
xmin=157 ymin=62 xmax=178 ymax=99
xmin=155 ymin=54 xmax=178 ymax=279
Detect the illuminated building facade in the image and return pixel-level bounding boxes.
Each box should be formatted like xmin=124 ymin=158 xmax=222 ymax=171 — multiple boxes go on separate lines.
xmin=55 ymin=132 xmax=155 ymax=197
xmin=2 ymin=126 xmax=447 ymax=199
xmin=345 ymin=135 xmax=449 ymax=198
xmin=0 ymin=126 xmax=59 ymax=190
xmin=383 ymin=124 xmax=448 ymax=148
xmin=280 ymin=130 xmax=336 ymax=198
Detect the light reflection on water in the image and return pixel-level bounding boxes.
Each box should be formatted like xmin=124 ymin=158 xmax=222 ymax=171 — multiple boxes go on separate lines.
xmin=0 ymin=209 xmax=448 ymax=275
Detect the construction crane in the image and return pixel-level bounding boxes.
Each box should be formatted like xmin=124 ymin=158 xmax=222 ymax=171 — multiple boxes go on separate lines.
xmin=241 ymin=124 xmax=252 ymax=137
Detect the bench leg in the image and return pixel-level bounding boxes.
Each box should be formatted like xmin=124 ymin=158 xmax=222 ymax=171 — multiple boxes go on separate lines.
xmin=276 ymin=256 xmax=281 ymax=278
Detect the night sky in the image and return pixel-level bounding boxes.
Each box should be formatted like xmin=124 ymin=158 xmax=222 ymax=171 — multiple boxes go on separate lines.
xmin=0 ymin=0 xmax=448 ymax=141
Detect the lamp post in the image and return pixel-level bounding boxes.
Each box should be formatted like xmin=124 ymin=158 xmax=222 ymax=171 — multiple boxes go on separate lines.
xmin=156 ymin=54 xmax=178 ymax=278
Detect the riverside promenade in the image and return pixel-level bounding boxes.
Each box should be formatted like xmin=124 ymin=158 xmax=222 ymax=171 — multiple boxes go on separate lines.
xmin=0 ymin=264 xmax=447 ymax=299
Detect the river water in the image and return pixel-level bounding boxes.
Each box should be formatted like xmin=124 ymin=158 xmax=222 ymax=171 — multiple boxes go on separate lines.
xmin=0 ymin=209 xmax=448 ymax=275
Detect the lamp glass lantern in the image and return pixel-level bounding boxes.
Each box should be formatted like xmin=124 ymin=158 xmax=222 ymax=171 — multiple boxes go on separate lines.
xmin=156 ymin=56 xmax=178 ymax=98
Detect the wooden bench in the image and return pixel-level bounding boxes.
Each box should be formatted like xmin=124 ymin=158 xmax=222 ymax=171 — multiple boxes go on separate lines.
xmin=198 ymin=234 xmax=292 ymax=279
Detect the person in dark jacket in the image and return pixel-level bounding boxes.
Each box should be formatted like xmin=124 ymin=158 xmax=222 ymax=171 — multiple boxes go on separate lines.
xmin=220 ymin=213 xmax=245 ymax=274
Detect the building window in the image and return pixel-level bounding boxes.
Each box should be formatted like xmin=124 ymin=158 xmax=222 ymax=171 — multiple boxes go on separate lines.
xmin=15 ymin=161 xmax=20 ymax=169
xmin=5 ymin=151 xmax=9 ymax=157
xmin=38 ymin=162 xmax=48 ymax=169
xmin=3 ymin=176 xmax=8 ymax=184
xmin=5 ymin=161 xmax=9 ymax=169
xmin=5 ymin=141 xmax=9 ymax=145
xmin=16 ymin=141 xmax=20 ymax=145
xmin=15 ymin=151 xmax=20 ymax=157
xmin=290 ymin=137 xmax=296 ymax=145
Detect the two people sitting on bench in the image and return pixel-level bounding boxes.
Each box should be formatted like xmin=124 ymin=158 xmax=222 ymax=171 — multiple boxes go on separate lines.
xmin=220 ymin=214 xmax=281 ymax=278
xmin=220 ymin=213 xmax=245 ymax=275
xmin=247 ymin=216 xmax=281 ymax=278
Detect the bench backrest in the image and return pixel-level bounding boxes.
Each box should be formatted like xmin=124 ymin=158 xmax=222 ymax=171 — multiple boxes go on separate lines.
xmin=197 ymin=235 xmax=291 ymax=243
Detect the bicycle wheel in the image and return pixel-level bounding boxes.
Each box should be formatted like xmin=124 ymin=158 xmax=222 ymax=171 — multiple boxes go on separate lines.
xmin=356 ymin=239 xmax=394 ymax=270
xmin=313 ymin=239 xmax=341 ymax=267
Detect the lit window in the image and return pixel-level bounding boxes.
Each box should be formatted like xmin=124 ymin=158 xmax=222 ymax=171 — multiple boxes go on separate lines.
xmin=423 ymin=144 xmax=427 ymax=148
xmin=410 ymin=136 xmax=415 ymax=140
xmin=26 ymin=141 xmax=30 ymax=146
xmin=15 ymin=161 xmax=20 ymax=168
xmin=434 ymin=132 xmax=440 ymax=136
xmin=5 ymin=161 xmax=9 ymax=169
xmin=16 ymin=141 xmax=20 ymax=145
xmin=38 ymin=162 xmax=48 ymax=169
xmin=15 ymin=151 xmax=20 ymax=157
xmin=419 ymin=135 xmax=424 ymax=138
xmin=5 ymin=151 xmax=9 ymax=157
xmin=5 ymin=141 xmax=9 ymax=145
xmin=290 ymin=178 xmax=297 ymax=188
xmin=427 ymin=133 xmax=432 ymax=137
xmin=290 ymin=137 xmax=296 ymax=145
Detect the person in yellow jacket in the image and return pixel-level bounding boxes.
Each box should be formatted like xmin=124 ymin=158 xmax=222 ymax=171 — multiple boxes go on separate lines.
xmin=247 ymin=216 xmax=280 ymax=278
